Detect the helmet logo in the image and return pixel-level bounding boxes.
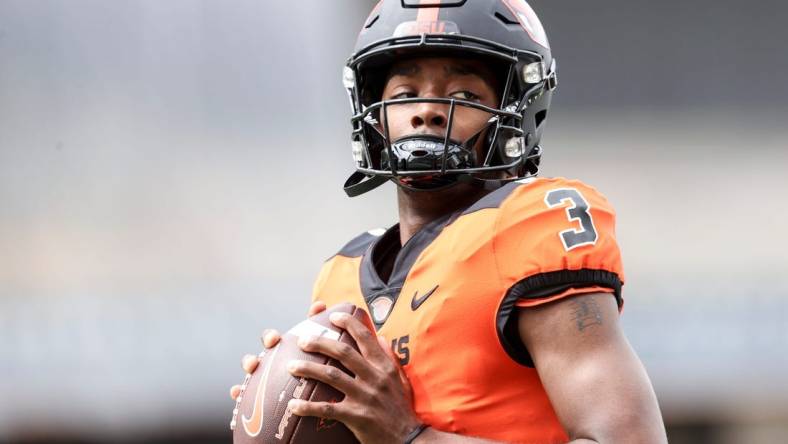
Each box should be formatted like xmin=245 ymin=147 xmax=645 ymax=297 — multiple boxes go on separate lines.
xmin=394 ymin=0 xmax=460 ymax=37
xmin=501 ymin=0 xmax=549 ymax=49
xmin=394 ymin=20 xmax=459 ymax=37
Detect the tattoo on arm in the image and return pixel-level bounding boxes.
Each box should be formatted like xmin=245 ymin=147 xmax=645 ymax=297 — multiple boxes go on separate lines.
xmin=569 ymin=296 xmax=603 ymax=332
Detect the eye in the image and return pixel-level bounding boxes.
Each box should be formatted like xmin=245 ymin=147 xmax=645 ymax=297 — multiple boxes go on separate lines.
xmin=450 ymin=90 xmax=481 ymax=101
xmin=390 ymin=91 xmax=416 ymax=100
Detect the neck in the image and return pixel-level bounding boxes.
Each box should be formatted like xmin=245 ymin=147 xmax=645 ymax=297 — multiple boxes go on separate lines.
xmin=396 ymin=183 xmax=489 ymax=245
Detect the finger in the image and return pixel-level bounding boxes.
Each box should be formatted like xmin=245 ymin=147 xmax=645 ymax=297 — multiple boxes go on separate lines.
xmin=378 ymin=335 xmax=413 ymax=397
xmin=330 ymin=312 xmax=386 ymax=363
xmin=287 ymin=359 xmax=360 ymax=398
xmin=242 ymin=354 xmax=259 ymax=374
xmin=230 ymin=384 xmax=241 ymax=400
xmin=288 ymin=399 xmax=350 ymax=423
xmin=307 ymin=301 xmax=327 ymax=317
xmin=298 ymin=335 xmax=375 ymax=381
xmin=261 ymin=329 xmax=281 ymax=349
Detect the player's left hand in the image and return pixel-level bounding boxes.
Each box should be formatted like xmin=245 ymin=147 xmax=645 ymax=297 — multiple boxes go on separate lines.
xmin=286 ymin=311 xmax=423 ymax=444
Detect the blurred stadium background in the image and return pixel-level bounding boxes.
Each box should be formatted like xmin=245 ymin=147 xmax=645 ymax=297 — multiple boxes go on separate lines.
xmin=1 ymin=1 xmax=786 ymax=443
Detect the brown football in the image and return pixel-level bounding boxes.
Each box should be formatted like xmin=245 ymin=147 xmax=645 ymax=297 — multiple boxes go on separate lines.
xmin=231 ymin=303 xmax=370 ymax=444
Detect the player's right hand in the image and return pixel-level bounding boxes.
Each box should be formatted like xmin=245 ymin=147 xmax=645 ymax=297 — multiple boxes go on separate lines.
xmin=229 ymin=301 xmax=327 ymax=401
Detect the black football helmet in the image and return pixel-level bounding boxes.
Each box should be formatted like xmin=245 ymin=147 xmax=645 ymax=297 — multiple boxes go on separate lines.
xmin=342 ymin=0 xmax=557 ymax=197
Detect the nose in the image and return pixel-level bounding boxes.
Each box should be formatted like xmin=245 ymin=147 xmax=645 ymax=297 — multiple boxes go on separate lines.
xmin=410 ymin=102 xmax=448 ymax=130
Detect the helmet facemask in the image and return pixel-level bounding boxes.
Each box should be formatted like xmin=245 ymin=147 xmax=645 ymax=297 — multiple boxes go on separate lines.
xmin=356 ymin=84 xmax=524 ymax=191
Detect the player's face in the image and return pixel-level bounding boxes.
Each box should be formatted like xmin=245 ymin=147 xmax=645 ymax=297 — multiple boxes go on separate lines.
xmin=380 ymin=57 xmax=499 ymax=151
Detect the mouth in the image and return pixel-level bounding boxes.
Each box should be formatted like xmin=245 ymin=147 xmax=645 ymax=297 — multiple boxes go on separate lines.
xmin=397 ymin=173 xmax=460 ymax=190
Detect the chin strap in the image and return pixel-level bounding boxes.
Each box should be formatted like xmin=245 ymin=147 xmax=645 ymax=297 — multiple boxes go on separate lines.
xmin=456 ymin=173 xmax=519 ymax=191
xmin=344 ymin=171 xmax=525 ymax=198
xmin=343 ymin=171 xmax=389 ymax=197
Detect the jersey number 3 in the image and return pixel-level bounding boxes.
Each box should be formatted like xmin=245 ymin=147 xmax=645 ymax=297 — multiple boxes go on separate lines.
xmin=544 ymin=188 xmax=598 ymax=251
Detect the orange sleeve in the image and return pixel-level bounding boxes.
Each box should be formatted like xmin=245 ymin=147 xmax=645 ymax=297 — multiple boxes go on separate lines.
xmin=495 ymin=178 xmax=625 ymax=307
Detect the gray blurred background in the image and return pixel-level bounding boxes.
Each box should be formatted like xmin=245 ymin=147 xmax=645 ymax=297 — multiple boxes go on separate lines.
xmin=1 ymin=1 xmax=786 ymax=443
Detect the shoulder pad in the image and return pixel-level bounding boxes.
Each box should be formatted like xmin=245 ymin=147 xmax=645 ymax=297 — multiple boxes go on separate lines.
xmin=333 ymin=228 xmax=386 ymax=259
xmin=492 ymin=177 xmax=624 ymax=284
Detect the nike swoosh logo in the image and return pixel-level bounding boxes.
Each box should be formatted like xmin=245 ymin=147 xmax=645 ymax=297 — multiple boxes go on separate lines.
xmin=242 ymin=346 xmax=279 ymax=437
xmin=411 ymin=285 xmax=439 ymax=311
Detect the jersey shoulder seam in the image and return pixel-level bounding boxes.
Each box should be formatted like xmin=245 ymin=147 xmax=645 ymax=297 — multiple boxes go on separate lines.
xmin=328 ymin=228 xmax=385 ymax=261
xmin=461 ymin=176 xmax=545 ymax=216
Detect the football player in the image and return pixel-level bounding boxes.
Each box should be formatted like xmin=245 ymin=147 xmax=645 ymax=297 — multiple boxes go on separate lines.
xmin=231 ymin=1 xmax=667 ymax=443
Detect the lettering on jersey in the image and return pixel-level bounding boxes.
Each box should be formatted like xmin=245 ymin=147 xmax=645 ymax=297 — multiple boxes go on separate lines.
xmin=391 ymin=335 xmax=411 ymax=366
xmin=544 ymin=188 xmax=598 ymax=251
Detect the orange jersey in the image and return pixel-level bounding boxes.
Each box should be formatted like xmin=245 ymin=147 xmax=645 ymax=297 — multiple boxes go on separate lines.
xmin=312 ymin=177 xmax=624 ymax=444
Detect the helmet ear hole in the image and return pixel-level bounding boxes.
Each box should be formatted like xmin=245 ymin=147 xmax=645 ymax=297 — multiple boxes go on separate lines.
xmin=534 ymin=110 xmax=547 ymax=128
xmin=365 ymin=15 xmax=380 ymax=29
xmin=494 ymin=11 xmax=519 ymax=25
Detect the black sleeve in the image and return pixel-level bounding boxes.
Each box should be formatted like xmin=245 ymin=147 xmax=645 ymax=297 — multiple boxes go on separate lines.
xmin=496 ymin=269 xmax=623 ymax=368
